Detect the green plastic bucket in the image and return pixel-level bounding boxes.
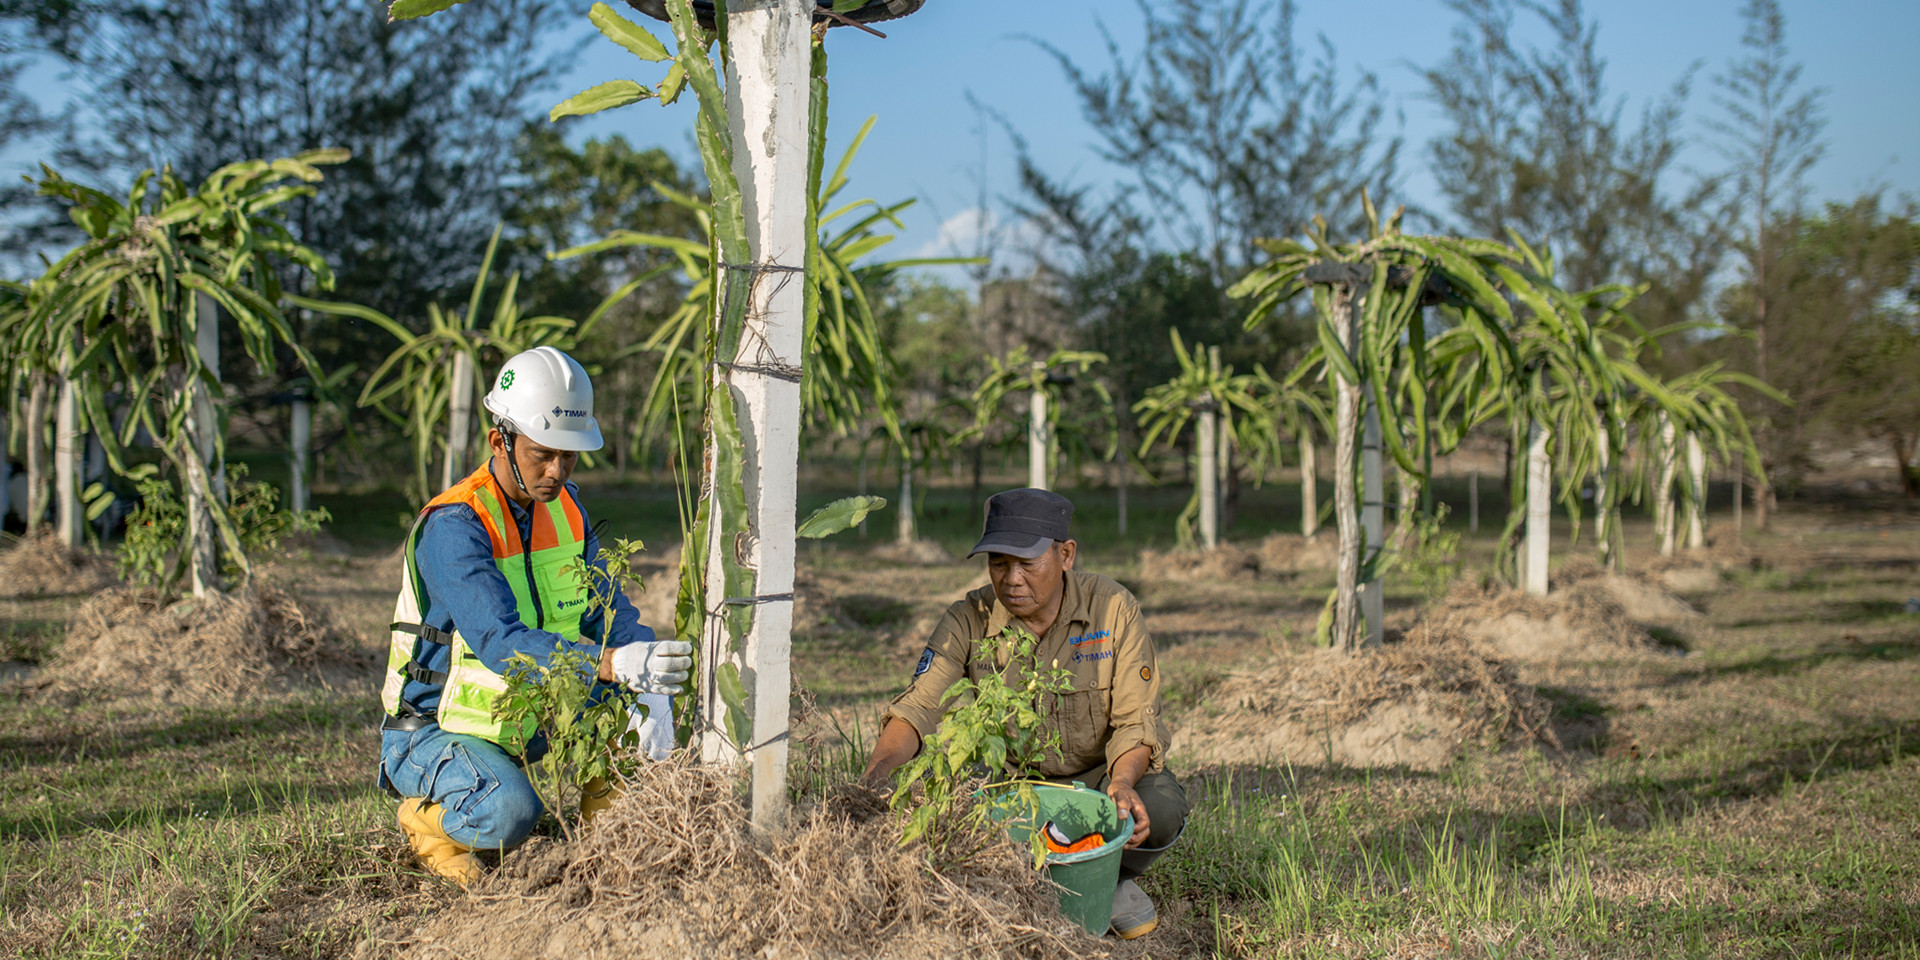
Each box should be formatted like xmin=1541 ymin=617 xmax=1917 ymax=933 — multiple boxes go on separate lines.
xmin=987 ymin=781 xmax=1135 ymax=936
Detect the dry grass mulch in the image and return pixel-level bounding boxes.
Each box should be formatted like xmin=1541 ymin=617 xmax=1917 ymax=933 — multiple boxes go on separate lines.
xmin=39 ymin=581 xmax=365 ymax=703
xmin=1172 ymin=623 xmax=1555 ymax=771
xmin=384 ymin=759 xmax=1131 ymax=960
xmin=1425 ymin=558 xmax=1701 ymax=662
xmin=0 ymin=530 xmax=119 ymax=599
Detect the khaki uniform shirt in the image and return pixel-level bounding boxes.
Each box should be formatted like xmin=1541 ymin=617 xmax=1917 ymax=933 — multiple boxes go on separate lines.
xmin=883 ymin=569 xmax=1172 ymax=778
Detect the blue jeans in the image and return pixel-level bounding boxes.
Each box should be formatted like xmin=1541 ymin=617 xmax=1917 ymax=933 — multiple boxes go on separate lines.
xmin=379 ymin=725 xmax=546 ymax=852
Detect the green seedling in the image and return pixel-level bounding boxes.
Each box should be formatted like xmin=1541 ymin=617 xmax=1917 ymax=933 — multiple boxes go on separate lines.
xmin=888 ymin=624 xmax=1076 ymax=870
xmin=492 ymin=536 xmax=649 ymax=840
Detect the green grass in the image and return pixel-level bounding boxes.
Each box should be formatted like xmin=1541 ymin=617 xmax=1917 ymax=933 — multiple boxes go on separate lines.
xmin=6 ymin=462 xmax=1918 ymax=957
xmin=0 ymin=695 xmax=439 ymax=958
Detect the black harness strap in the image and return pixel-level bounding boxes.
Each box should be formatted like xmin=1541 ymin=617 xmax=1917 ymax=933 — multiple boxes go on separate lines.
xmin=389 ymin=621 xmax=453 ymax=685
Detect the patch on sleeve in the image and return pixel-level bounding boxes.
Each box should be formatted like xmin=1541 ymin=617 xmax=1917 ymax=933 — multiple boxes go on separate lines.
xmin=1139 ymin=665 xmax=1153 ymax=682
xmin=913 ymin=647 xmax=936 ymax=678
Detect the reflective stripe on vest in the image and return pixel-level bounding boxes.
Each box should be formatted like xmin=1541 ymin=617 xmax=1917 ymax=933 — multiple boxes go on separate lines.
xmin=381 ymin=463 xmax=590 ymax=747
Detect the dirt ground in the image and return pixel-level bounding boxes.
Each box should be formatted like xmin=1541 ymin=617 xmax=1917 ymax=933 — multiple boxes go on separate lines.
xmin=2 ymin=486 xmax=1918 ymax=958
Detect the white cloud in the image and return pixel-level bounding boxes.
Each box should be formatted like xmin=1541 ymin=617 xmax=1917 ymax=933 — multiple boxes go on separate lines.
xmin=904 ymin=207 xmax=1043 ymax=288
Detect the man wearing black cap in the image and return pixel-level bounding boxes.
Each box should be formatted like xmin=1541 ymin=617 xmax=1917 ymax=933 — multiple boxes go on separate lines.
xmin=859 ymin=488 xmax=1189 ymax=940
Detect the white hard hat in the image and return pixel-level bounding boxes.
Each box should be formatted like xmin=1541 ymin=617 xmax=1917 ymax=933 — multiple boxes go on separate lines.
xmin=482 ymin=346 xmax=604 ymax=452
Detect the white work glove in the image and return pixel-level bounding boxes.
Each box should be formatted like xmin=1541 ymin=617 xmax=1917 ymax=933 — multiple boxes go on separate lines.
xmin=610 ymin=639 xmax=694 ymax=695
xmin=628 ymin=692 xmax=675 ymax=761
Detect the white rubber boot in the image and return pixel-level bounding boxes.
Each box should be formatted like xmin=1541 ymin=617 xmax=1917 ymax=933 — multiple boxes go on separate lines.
xmin=1110 ymin=878 xmax=1158 ymax=939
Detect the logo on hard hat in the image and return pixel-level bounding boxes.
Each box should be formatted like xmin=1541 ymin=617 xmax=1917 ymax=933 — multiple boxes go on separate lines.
xmin=499 ymin=371 xmax=515 ymax=390
xmin=552 ymin=406 xmax=588 ymax=419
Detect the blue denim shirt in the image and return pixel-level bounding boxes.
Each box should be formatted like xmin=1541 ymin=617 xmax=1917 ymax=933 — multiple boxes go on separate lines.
xmin=394 ymin=477 xmax=654 ymax=716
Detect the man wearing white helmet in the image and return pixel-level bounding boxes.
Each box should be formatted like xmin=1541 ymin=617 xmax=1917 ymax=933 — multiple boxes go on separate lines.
xmin=375 ymin=346 xmax=692 ymax=885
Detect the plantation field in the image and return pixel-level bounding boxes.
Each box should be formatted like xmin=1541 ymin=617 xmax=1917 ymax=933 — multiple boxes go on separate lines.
xmin=2 ymin=470 xmax=1917 ymax=958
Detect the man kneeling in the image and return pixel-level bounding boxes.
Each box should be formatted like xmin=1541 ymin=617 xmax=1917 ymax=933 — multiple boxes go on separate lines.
xmin=374 ymin=348 xmax=689 ymax=885
xmin=860 ymin=488 xmax=1189 ymax=940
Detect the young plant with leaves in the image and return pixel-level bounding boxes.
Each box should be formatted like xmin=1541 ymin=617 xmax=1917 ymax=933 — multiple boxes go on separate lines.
xmin=554 ymin=115 xmax=958 ymax=463
xmin=293 ymin=224 xmax=627 ymax=506
xmin=1132 ymin=330 xmax=1282 ymax=548
xmin=24 ymin=151 xmax=345 ymax=596
xmin=118 ymin=464 xmax=330 ymax=589
xmin=491 ymin=537 xmax=649 ymax=841
xmin=958 ymin=347 xmax=1113 ymax=491
xmin=887 ymin=625 xmax=1076 ymax=870
xmin=1232 ymin=198 xmax=1558 ymax=650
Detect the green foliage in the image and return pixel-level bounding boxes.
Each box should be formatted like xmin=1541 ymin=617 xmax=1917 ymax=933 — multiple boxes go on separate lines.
xmin=19 ymin=153 xmax=343 ymax=590
xmin=1133 ymin=330 xmax=1290 ymax=544
xmin=888 ymin=626 xmax=1075 ymax=869
xmin=958 ymin=346 xmax=1115 ymax=483
xmin=492 ymin=644 xmax=635 ymax=846
xmin=118 ymin=464 xmax=331 ymax=591
xmin=796 ymin=495 xmax=888 ymax=539
xmin=1400 ymin=503 xmax=1461 ymax=602
xmin=554 ymin=114 xmax=957 ymax=461
xmin=294 ymin=223 xmax=605 ymax=506
xmin=492 ymin=537 xmax=648 ymax=840
xmin=1134 ymin=330 xmax=1281 ymax=466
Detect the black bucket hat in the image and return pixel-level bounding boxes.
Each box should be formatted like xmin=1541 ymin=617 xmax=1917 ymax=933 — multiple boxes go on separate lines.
xmin=968 ymin=488 xmax=1074 ymax=559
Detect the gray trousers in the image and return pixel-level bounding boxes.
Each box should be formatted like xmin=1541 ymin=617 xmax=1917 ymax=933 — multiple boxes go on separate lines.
xmin=1049 ymin=767 xmax=1190 ymax=880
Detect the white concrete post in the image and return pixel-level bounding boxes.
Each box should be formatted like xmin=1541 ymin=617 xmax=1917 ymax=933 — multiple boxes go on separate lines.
xmin=55 ymin=370 xmax=81 ymax=547
xmin=291 ymin=397 xmax=312 ymax=513
xmin=187 ymin=292 xmax=223 ymax=596
xmin=1028 ymin=381 xmax=1049 ymax=490
xmin=1299 ymin=433 xmax=1318 ymax=538
xmin=1468 ymin=468 xmax=1479 ymax=533
xmin=1595 ymin=423 xmax=1611 ymax=568
xmin=1524 ymin=420 xmax=1551 ymax=596
xmin=1360 ymin=392 xmax=1384 ymax=646
xmin=1330 ymin=289 xmax=1363 ymax=653
xmin=1685 ymin=431 xmax=1707 ymax=550
xmin=0 ymin=421 xmax=11 ymax=529
xmin=1212 ymin=346 xmax=1228 ymax=537
xmin=698 ymin=0 xmax=808 ymax=830
xmin=1656 ymin=414 xmax=1677 ymax=557
xmin=25 ymin=375 xmax=48 ymax=535
xmin=443 ymin=349 xmax=476 ymax=489
xmin=896 ymin=446 xmax=915 ymax=544
xmin=1197 ymin=399 xmax=1217 ymax=550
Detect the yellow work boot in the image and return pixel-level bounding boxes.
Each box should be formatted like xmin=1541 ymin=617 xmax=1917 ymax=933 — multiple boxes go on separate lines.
xmin=396 ymin=797 xmax=482 ymax=887
xmin=580 ymin=775 xmax=623 ymax=824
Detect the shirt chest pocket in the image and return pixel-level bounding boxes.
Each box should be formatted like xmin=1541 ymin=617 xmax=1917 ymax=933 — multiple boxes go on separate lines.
xmin=1056 ymin=668 xmax=1112 ymax=764
xmin=528 ymin=550 xmax=590 ymax=631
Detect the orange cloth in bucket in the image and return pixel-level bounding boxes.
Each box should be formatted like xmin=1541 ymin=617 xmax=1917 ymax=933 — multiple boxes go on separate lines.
xmin=1042 ymin=820 xmax=1106 ymax=854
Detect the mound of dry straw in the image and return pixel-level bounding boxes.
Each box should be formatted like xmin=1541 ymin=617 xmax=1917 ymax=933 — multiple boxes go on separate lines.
xmin=1137 ymin=533 xmax=1337 ymax=583
xmin=1172 ymin=624 xmax=1554 ymax=772
xmin=1427 ymin=558 xmax=1696 ymax=662
xmin=392 ymin=759 xmax=1121 ymax=960
xmin=0 ymin=530 xmax=118 ymax=599
xmin=870 ymin=538 xmax=957 ymax=566
xmin=45 ymin=582 xmax=360 ymax=702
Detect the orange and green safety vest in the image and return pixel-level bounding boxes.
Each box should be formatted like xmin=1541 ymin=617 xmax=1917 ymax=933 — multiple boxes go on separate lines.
xmin=381 ymin=463 xmax=590 ymax=745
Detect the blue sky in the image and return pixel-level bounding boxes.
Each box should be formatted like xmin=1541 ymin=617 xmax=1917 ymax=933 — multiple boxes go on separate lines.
xmin=550 ymin=0 xmax=1918 ymax=271
xmin=7 ymin=1 xmax=1915 ymax=278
